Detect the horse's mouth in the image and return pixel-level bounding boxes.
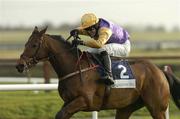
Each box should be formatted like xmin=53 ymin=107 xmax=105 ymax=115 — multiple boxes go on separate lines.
xmin=16 ymin=60 xmax=37 ymax=73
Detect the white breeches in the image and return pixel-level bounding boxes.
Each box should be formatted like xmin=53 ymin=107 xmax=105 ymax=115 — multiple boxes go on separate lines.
xmin=85 ymin=40 xmax=131 ymax=57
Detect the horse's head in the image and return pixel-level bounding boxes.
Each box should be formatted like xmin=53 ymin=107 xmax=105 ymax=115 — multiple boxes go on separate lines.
xmin=16 ymin=26 xmax=49 ymax=73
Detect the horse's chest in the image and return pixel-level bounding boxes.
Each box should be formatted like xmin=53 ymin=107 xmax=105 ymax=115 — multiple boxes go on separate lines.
xmin=58 ymin=82 xmax=79 ymax=101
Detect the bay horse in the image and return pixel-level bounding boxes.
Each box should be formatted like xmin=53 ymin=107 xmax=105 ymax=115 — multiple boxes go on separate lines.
xmin=16 ymin=26 xmax=180 ymax=119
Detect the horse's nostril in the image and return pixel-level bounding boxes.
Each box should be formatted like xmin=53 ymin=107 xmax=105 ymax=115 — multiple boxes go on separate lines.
xmin=16 ymin=64 xmax=25 ymax=73
xmin=16 ymin=64 xmax=24 ymax=68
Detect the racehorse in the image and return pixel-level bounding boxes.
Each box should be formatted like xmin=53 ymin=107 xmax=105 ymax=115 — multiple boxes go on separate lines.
xmin=16 ymin=26 xmax=180 ymax=119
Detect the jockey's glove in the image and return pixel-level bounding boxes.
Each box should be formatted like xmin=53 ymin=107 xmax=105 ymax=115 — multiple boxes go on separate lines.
xmin=70 ymin=29 xmax=79 ymax=36
xmin=72 ymin=39 xmax=84 ymax=46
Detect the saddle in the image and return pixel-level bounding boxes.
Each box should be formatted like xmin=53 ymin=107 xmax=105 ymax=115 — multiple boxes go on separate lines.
xmin=83 ymin=52 xmax=136 ymax=88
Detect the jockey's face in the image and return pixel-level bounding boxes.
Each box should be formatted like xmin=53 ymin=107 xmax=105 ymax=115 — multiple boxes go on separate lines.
xmin=85 ymin=26 xmax=97 ymax=38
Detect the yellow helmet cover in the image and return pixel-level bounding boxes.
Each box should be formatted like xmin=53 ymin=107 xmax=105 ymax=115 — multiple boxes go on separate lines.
xmin=79 ymin=13 xmax=99 ymax=29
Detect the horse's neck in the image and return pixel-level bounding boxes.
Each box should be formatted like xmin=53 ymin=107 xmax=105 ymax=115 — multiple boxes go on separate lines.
xmin=45 ymin=35 xmax=79 ymax=78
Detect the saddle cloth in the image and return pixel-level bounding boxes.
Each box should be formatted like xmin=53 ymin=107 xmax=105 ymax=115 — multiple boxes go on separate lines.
xmin=87 ymin=53 xmax=136 ymax=88
xmin=111 ymin=60 xmax=136 ymax=88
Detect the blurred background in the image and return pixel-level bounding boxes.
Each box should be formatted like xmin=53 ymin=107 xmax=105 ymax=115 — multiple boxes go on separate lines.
xmin=0 ymin=0 xmax=180 ymax=119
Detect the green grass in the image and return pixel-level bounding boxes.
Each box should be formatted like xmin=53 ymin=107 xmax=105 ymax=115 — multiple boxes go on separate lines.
xmin=0 ymin=91 xmax=179 ymax=119
xmin=0 ymin=31 xmax=29 ymax=44
xmin=0 ymin=30 xmax=180 ymax=45
xmin=0 ymin=30 xmax=69 ymax=44
xmin=0 ymin=30 xmax=180 ymax=59
xmin=131 ymin=49 xmax=180 ymax=57
xmin=130 ymin=31 xmax=180 ymax=41
xmin=1 ymin=49 xmax=180 ymax=63
xmin=0 ymin=50 xmax=23 ymax=59
xmin=0 ymin=91 xmax=61 ymax=119
xmin=130 ymin=49 xmax=180 ymax=65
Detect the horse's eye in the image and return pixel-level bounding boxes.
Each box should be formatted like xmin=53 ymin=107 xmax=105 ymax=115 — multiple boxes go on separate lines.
xmin=32 ymin=44 xmax=37 ymax=48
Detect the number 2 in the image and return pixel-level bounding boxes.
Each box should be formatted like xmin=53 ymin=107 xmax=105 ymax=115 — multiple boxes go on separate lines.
xmin=118 ymin=65 xmax=129 ymax=79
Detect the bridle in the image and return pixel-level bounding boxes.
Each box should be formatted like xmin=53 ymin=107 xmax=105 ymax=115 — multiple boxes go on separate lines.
xmin=21 ymin=35 xmax=49 ymax=69
xmin=31 ymin=36 xmax=49 ymax=63
xmin=21 ymin=34 xmax=74 ymax=69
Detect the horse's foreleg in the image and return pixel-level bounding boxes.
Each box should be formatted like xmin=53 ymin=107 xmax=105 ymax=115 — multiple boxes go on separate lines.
xmin=55 ymin=96 xmax=87 ymax=119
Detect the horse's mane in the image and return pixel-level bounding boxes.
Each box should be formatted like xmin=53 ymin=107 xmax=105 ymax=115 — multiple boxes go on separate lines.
xmin=48 ymin=34 xmax=72 ymax=47
xmin=48 ymin=34 xmax=82 ymax=55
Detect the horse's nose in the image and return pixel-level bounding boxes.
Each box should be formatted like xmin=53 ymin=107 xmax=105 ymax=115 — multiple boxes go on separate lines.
xmin=16 ymin=64 xmax=25 ymax=73
xmin=16 ymin=58 xmax=26 ymax=73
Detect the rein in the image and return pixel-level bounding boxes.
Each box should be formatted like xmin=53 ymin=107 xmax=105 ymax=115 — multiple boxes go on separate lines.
xmin=59 ymin=65 xmax=98 ymax=82
xmin=59 ymin=34 xmax=98 ymax=82
xmin=24 ymin=34 xmax=98 ymax=82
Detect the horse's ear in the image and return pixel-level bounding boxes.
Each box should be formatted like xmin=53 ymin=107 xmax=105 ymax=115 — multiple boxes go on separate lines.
xmin=32 ymin=26 xmax=39 ymax=34
xmin=34 ymin=26 xmax=38 ymax=31
xmin=40 ymin=26 xmax=48 ymax=36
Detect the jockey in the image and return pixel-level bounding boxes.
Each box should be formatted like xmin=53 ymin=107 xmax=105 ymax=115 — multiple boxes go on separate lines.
xmin=70 ymin=13 xmax=131 ymax=85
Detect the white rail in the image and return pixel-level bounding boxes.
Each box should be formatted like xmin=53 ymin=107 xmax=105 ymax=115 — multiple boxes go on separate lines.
xmin=0 ymin=77 xmax=58 ymax=83
xmin=0 ymin=84 xmax=58 ymax=91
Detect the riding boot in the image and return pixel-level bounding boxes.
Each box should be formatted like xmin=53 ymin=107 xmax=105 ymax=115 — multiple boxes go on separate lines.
xmin=100 ymin=51 xmax=114 ymax=85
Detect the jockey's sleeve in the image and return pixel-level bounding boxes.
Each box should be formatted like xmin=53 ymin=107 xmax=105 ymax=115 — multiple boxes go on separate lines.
xmin=84 ymin=27 xmax=112 ymax=48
